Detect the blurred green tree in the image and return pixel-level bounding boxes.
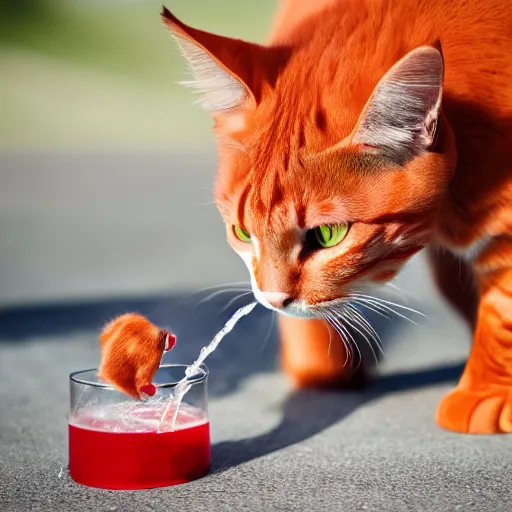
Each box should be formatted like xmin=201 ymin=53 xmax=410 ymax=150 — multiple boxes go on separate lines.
xmin=0 ymin=0 xmax=47 ymax=20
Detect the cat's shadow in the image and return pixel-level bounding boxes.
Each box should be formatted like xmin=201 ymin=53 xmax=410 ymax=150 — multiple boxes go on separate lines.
xmin=0 ymin=289 xmax=403 ymax=398
xmin=210 ymin=361 xmax=464 ymax=474
xmin=0 ymin=288 xmax=463 ymax=473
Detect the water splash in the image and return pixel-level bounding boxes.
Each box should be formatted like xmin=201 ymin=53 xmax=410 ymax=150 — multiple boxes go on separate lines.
xmin=158 ymin=301 xmax=257 ymax=432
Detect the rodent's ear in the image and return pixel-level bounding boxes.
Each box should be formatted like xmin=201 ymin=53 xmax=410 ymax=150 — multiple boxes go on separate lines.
xmin=161 ymin=6 xmax=267 ymax=113
xmin=163 ymin=331 xmax=177 ymax=352
xmin=352 ymin=45 xmax=444 ymax=165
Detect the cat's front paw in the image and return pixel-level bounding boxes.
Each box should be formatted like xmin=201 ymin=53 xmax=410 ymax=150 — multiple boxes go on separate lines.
xmin=436 ymin=386 xmax=512 ymax=434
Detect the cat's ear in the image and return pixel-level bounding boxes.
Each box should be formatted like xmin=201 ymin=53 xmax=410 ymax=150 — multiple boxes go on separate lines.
xmin=161 ymin=6 xmax=261 ymax=114
xmin=352 ymin=45 xmax=444 ymax=165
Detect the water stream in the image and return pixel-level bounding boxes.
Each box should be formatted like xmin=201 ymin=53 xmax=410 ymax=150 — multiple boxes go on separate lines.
xmin=157 ymin=301 xmax=257 ymax=432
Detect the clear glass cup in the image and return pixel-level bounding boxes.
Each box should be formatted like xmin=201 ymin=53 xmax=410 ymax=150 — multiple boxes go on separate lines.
xmin=68 ymin=364 xmax=210 ymax=490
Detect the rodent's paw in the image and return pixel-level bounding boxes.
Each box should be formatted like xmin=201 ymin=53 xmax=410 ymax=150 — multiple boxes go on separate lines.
xmin=139 ymin=384 xmax=157 ymax=397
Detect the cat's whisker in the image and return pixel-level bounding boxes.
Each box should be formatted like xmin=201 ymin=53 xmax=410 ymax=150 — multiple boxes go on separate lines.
xmin=350 ymin=316 xmax=383 ymax=362
xmin=221 ymin=291 xmax=254 ymax=314
xmin=327 ymin=307 xmax=367 ymax=366
xmin=347 ymin=292 xmax=423 ymax=324
xmin=319 ymin=311 xmax=346 ymax=364
xmin=174 ymin=281 xmax=251 ymax=308
xmin=190 ymin=281 xmax=251 ymax=297
xmin=351 ymin=299 xmax=391 ymax=319
xmin=350 ymin=293 xmax=425 ymax=316
xmin=320 ymin=313 xmax=336 ymax=361
xmin=384 ymin=282 xmax=409 ymax=302
xmin=350 ymin=296 xmax=418 ymax=325
xmin=344 ymin=304 xmax=382 ymax=347
xmin=326 ymin=318 xmax=334 ymax=360
xmin=339 ymin=315 xmax=361 ymax=368
xmin=322 ymin=312 xmax=351 ymax=366
xmin=323 ymin=310 xmax=359 ymax=368
xmin=257 ymin=310 xmax=276 ymax=356
xmin=339 ymin=309 xmax=379 ymax=365
xmin=194 ymin=288 xmax=251 ymax=309
xmin=344 ymin=304 xmax=384 ymax=354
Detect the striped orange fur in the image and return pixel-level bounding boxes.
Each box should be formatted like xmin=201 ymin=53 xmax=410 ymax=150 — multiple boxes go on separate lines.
xmin=98 ymin=314 xmax=175 ymax=399
xmin=159 ymin=0 xmax=512 ymax=433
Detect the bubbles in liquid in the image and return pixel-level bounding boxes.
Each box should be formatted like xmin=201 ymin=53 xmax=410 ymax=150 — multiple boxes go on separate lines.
xmin=70 ymin=401 xmax=207 ymax=434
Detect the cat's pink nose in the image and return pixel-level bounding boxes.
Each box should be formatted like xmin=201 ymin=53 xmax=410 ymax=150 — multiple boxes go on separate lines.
xmin=262 ymin=292 xmax=293 ymax=309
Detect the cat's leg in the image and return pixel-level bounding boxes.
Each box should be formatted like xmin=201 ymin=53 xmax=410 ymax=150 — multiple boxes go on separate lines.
xmin=436 ymin=242 xmax=512 ymax=433
xmin=426 ymin=246 xmax=479 ymax=328
xmin=278 ymin=315 xmax=369 ymax=389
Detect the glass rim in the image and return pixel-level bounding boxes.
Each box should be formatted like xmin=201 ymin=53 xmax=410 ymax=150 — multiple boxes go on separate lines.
xmin=69 ymin=363 xmax=208 ymax=389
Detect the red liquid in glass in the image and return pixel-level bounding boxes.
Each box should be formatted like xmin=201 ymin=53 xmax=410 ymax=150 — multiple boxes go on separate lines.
xmin=68 ymin=403 xmax=210 ymax=490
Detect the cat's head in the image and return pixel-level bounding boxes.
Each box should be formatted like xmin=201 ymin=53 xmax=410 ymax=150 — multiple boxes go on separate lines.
xmin=163 ymin=7 xmax=456 ymax=317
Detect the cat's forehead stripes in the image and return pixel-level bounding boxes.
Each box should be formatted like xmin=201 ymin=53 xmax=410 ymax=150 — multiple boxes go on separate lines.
xmin=305 ymin=199 xmax=350 ymax=228
xmin=248 ymin=198 xmax=302 ymax=237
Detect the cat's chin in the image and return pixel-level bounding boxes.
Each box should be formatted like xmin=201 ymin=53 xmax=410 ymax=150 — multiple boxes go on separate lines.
xmin=257 ymin=299 xmax=317 ymax=319
xmin=252 ymin=286 xmax=335 ymax=318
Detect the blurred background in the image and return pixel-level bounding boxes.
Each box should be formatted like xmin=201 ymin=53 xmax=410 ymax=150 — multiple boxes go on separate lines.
xmin=0 ymin=0 xmax=277 ymax=306
xmin=0 ymin=0 xmax=276 ymax=150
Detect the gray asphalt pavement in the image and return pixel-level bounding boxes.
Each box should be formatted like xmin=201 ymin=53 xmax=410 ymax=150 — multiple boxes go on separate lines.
xmin=0 ymin=153 xmax=510 ymax=511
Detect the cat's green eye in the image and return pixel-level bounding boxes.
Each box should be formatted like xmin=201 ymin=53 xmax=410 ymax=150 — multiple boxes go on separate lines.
xmin=233 ymin=225 xmax=251 ymax=243
xmin=314 ymin=224 xmax=349 ymax=248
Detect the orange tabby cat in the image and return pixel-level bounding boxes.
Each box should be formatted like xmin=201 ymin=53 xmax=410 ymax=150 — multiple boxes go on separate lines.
xmin=157 ymin=0 xmax=512 ymax=434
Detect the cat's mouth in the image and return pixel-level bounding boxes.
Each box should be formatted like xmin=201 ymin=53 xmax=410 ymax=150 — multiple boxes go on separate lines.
xmin=252 ymin=284 xmax=352 ymax=319
xmin=273 ymin=301 xmax=316 ymax=318
xmin=254 ymin=293 xmax=327 ymax=319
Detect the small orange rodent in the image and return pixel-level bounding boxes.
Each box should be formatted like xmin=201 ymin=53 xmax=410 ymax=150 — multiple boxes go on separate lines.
xmin=98 ymin=313 xmax=176 ymax=400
